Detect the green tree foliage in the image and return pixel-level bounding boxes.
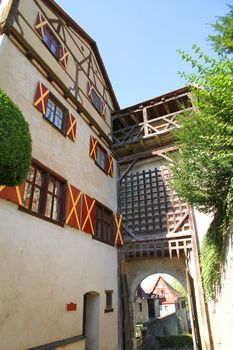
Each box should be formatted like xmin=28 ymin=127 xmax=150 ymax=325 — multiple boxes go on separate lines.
xmin=209 ymin=5 xmax=233 ymax=54
xmin=158 ymin=334 xmax=193 ymax=348
xmin=171 ymin=48 xmax=233 ymax=298
xmin=0 ymin=90 xmax=32 ymax=186
xmin=171 ymin=279 xmax=189 ymax=311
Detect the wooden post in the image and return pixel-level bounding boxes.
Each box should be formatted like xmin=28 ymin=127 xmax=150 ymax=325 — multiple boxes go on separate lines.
xmin=143 ymin=107 xmax=149 ymax=136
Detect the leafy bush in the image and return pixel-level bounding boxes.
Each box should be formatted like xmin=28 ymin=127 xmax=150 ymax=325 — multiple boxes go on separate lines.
xmin=158 ymin=334 xmax=193 ymax=348
xmin=171 ymin=49 xmax=233 ymax=298
xmin=0 ymin=90 xmax=32 ymax=185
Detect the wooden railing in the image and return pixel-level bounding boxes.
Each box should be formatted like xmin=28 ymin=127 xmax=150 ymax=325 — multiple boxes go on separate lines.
xmin=123 ymin=236 xmax=192 ymax=260
xmin=112 ymin=107 xmax=192 ymax=147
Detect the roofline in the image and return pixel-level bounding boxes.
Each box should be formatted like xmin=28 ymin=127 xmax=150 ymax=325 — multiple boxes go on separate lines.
xmin=42 ymin=0 xmax=120 ymax=111
xmin=113 ymin=86 xmax=190 ymax=115
xmin=150 ymin=275 xmax=184 ymax=299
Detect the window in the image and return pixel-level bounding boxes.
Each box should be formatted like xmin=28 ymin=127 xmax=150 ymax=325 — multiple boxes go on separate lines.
xmin=94 ymin=202 xmax=113 ymax=245
xmin=22 ymin=164 xmax=66 ymax=224
xmin=45 ymin=97 xmax=67 ymax=132
xmin=138 ymin=303 xmax=143 ymax=312
xmin=43 ymin=26 xmax=60 ymax=58
xmin=91 ymin=89 xmax=102 ymax=114
xmin=105 ymin=290 xmax=113 ymax=312
xmin=88 ymin=83 xmax=105 ymax=117
xmin=96 ymin=144 xmax=107 ymax=172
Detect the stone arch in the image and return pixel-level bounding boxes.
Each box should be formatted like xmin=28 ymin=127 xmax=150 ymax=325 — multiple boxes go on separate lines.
xmin=125 ymin=256 xmax=188 ymax=350
xmin=126 ymin=256 xmax=187 ymax=303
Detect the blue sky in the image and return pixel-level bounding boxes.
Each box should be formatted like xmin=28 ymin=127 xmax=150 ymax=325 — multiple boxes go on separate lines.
xmin=56 ymin=0 xmax=228 ymax=108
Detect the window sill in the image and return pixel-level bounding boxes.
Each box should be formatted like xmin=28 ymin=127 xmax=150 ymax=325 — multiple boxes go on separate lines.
xmin=41 ymin=38 xmax=60 ymax=61
xmin=93 ymin=236 xmax=114 ymax=247
xmin=18 ymin=206 xmax=64 ymax=228
xmin=94 ymin=161 xmax=108 ymax=175
xmin=92 ymin=104 xmax=106 ymax=120
xmin=43 ymin=116 xmax=67 ymax=137
xmin=88 ymin=96 xmax=106 ymax=120
xmin=38 ymin=36 xmax=67 ymax=72
xmin=104 ymin=308 xmax=114 ymax=313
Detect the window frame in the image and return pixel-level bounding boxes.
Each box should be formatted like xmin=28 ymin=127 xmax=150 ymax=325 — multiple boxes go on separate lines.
xmin=95 ymin=143 xmax=108 ymax=173
xmin=94 ymin=201 xmax=114 ymax=246
xmin=42 ymin=24 xmax=61 ymax=59
xmin=91 ymin=89 xmax=102 ymax=114
xmin=88 ymin=84 xmax=106 ymax=119
xmin=104 ymin=290 xmax=114 ymax=313
xmin=138 ymin=302 xmax=143 ymax=312
xmin=19 ymin=159 xmax=67 ymax=226
xmin=44 ymin=95 xmax=68 ymax=135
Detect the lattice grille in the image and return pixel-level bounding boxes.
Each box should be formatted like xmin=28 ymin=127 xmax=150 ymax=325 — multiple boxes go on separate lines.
xmin=120 ymin=166 xmax=191 ymax=236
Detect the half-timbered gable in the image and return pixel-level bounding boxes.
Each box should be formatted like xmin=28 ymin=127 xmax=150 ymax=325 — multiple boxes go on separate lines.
xmin=9 ymin=0 xmax=118 ymax=141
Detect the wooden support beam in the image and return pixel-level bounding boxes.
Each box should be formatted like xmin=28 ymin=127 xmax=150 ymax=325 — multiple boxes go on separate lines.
xmin=164 ymin=102 xmax=171 ymax=114
xmin=157 ymin=153 xmax=174 ymax=163
xmin=171 ymin=210 xmax=189 ymax=233
xmin=119 ymin=159 xmax=137 ymax=183
xmin=131 ymin=112 xmax=141 ymax=124
xmin=143 ymin=107 xmax=149 ymax=136
xmin=118 ymin=145 xmax=178 ymax=164
xmin=112 ymin=92 xmax=190 ymax=121
xmin=122 ymin=223 xmax=137 ymax=239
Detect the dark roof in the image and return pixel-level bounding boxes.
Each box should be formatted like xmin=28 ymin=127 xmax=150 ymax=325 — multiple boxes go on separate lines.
xmin=113 ymin=86 xmax=190 ymax=115
xmin=149 ymin=276 xmax=184 ymax=300
xmin=136 ymin=285 xmax=150 ymax=299
xmin=43 ymin=0 xmax=120 ymax=110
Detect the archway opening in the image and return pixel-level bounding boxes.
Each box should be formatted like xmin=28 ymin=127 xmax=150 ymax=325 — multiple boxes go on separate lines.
xmin=134 ymin=273 xmax=192 ymax=349
xmin=83 ymin=291 xmax=100 ymax=350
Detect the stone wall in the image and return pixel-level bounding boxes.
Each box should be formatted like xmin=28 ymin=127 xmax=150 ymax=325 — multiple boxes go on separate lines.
xmin=207 ymin=228 xmax=233 ymax=350
xmin=144 ymin=313 xmax=182 ymax=337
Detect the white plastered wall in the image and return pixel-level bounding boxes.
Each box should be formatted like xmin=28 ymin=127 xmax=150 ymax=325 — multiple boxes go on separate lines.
xmin=0 ymin=35 xmax=118 ymax=350
xmin=0 ymin=35 xmax=117 ymax=211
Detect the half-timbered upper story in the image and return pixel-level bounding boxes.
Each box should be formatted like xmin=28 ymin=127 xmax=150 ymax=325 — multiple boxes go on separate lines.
xmin=0 ymin=0 xmax=119 ymax=142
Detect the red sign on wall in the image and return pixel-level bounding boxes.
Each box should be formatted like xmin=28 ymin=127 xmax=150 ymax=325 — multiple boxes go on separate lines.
xmin=66 ymin=303 xmax=77 ymax=312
